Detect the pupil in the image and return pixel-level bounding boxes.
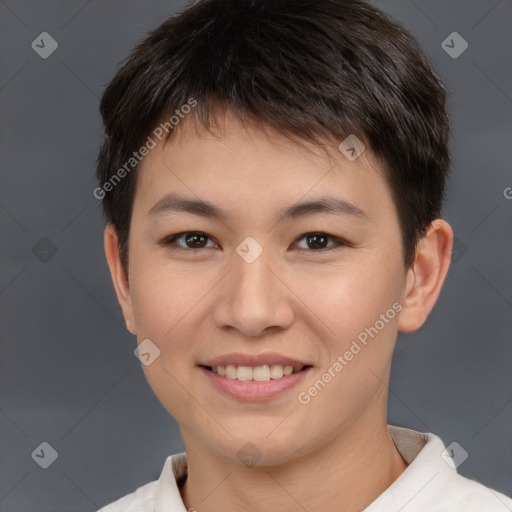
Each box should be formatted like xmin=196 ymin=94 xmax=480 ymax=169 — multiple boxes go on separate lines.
xmin=308 ymin=233 xmax=326 ymax=249
xmin=183 ymin=233 xmax=328 ymax=249
xmin=187 ymin=233 xmax=206 ymax=248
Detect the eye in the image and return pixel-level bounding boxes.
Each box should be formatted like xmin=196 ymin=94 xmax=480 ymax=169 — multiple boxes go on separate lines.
xmin=294 ymin=232 xmax=346 ymax=251
xmin=160 ymin=231 xmax=219 ymax=250
xmin=160 ymin=231 xmax=347 ymax=252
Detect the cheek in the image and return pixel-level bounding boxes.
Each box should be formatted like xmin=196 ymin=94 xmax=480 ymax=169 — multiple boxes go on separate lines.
xmin=129 ymin=257 xmax=204 ymax=340
xmin=299 ymin=257 xmax=399 ymax=345
xmin=128 ymin=262 xmax=207 ymax=418
xmin=295 ymin=254 xmax=403 ymax=414
xmin=295 ymin=264 xmax=400 ymax=430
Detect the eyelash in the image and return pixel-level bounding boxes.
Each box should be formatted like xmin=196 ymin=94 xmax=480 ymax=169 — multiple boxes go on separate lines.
xmin=159 ymin=231 xmax=348 ymax=253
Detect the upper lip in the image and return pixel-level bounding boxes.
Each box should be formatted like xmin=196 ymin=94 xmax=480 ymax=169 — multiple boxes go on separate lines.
xmin=199 ymin=353 xmax=311 ymax=368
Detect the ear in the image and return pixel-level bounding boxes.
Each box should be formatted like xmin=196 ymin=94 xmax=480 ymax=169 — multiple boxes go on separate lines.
xmin=398 ymin=219 xmax=453 ymax=333
xmin=104 ymin=224 xmax=137 ymax=335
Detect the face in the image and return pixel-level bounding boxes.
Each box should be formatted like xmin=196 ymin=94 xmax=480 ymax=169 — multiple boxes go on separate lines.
xmin=113 ymin=111 xmax=410 ymax=466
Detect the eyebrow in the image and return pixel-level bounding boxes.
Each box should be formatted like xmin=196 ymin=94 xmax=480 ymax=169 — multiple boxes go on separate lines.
xmin=147 ymin=192 xmax=368 ymax=222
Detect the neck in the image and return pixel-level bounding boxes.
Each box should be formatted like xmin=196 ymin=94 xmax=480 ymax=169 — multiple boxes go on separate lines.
xmin=180 ymin=417 xmax=408 ymax=512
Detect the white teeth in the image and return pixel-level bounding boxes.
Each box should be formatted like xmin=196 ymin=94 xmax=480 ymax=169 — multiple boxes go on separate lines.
xmin=210 ymin=364 xmax=302 ymax=381
xmin=237 ymin=366 xmax=253 ymax=381
xmin=269 ymin=365 xmax=283 ymax=379
xmin=253 ymin=365 xmax=270 ymax=381
xmin=226 ymin=364 xmax=237 ymax=379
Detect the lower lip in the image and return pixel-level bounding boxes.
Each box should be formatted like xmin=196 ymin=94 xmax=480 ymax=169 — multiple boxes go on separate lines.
xmin=199 ymin=366 xmax=313 ymax=401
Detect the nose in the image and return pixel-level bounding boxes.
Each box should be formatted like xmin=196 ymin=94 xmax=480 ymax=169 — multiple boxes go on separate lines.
xmin=212 ymin=247 xmax=295 ymax=337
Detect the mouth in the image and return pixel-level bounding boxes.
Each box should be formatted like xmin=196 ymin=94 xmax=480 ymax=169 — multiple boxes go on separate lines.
xmin=199 ymin=363 xmax=314 ymax=401
xmin=200 ymin=364 xmax=312 ymax=382
xmin=197 ymin=353 xmax=314 ymax=401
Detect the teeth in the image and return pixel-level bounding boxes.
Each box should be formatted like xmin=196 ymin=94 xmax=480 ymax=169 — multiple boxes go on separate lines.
xmin=237 ymin=366 xmax=253 ymax=381
xmin=226 ymin=365 xmax=237 ymax=379
xmin=253 ymin=365 xmax=270 ymax=381
xmin=209 ymin=364 xmax=303 ymax=381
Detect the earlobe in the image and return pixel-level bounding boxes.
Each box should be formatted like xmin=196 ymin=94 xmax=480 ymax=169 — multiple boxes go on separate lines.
xmin=104 ymin=224 xmax=137 ymax=335
xmin=397 ymin=219 xmax=453 ymax=333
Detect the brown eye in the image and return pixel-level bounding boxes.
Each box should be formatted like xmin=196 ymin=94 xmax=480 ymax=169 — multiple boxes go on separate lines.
xmin=183 ymin=232 xmax=208 ymax=248
xmin=294 ymin=232 xmax=346 ymax=251
xmin=306 ymin=233 xmax=329 ymax=249
xmin=162 ymin=231 xmax=218 ymax=250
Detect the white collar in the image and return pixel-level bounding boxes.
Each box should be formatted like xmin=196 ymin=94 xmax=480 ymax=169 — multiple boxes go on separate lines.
xmin=153 ymin=425 xmax=453 ymax=511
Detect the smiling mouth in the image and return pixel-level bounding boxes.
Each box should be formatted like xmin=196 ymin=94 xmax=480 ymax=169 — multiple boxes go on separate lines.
xmin=200 ymin=364 xmax=312 ymax=382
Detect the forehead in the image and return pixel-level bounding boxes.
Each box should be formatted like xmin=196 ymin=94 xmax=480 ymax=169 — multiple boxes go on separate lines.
xmin=133 ymin=111 xmax=397 ymax=228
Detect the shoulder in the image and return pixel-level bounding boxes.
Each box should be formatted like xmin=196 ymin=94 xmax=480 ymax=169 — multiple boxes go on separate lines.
xmin=384 ymin=425 xmax=512 ymax=512
xmin=440 ymin=472 xmax=512 ymax=511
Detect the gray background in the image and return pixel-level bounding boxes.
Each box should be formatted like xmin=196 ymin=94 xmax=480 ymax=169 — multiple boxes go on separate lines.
xmin=0 ymin=0 xmax=511 ymax=510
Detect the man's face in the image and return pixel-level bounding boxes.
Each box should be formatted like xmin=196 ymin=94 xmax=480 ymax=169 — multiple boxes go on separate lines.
xmin=121 ymin=111 xmax=408 ymax=465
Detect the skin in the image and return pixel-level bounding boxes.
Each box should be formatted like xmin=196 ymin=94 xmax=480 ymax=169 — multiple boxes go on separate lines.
xmin=104 ymin=109 xmax=453 ymax=512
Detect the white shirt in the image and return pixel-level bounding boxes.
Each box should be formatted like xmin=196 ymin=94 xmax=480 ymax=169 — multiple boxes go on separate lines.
xmin=97 ymin=425 xmax=512 ymax=511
